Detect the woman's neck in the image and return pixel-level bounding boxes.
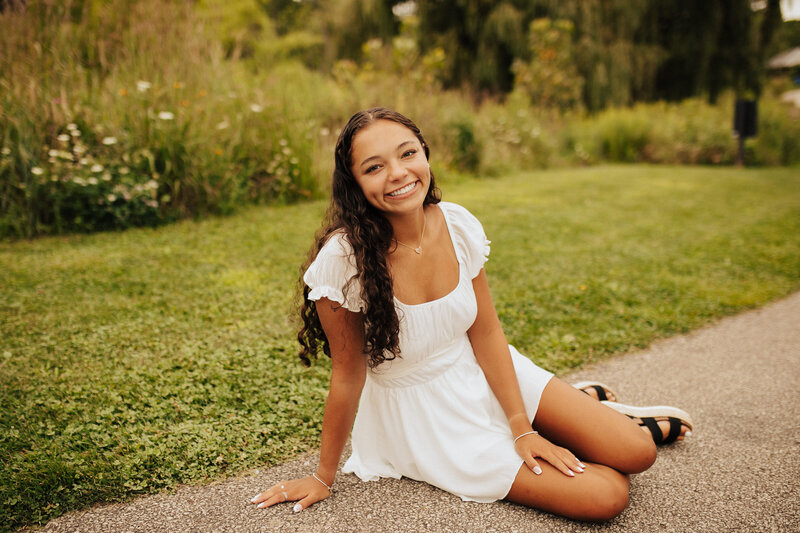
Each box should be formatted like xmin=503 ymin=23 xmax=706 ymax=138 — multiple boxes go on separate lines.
xmin=387 ymin=206 xmax=426 ymax=249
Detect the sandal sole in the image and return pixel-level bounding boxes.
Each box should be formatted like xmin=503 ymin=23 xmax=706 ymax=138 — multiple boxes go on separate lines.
xmin=600 ymin=401 xmax=694 ymax=431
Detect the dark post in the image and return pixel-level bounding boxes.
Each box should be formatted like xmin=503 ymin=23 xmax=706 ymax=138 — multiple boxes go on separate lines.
xmin=733 ymin=99 xmax=757 ymax=167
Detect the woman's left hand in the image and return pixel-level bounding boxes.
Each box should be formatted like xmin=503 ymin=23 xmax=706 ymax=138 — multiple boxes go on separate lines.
xmin=250 ymin=475 xmax=331 ymax=513
xmin=514 ymin=432 xmax=585 ymax=477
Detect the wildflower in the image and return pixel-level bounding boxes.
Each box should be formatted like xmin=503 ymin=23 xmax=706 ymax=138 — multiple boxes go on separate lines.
xmin=107 ymin=194 xmax=117 ymax=202
xmin=74 ymin=177 xmax=86 ymax=186
xmin=216 ymin=120 xmax=229 ymax=130
xmin=119 ymin=166 xmax=130 ymax=175
xmin=73 ymin=144 xmax=87 ymax=155
xmin=79 ymin=158 xmax=89 ymax=166
xmin=145 ymin=179 xmax=158 ymax=190
xmin=279 ymin=139 xmax=288 ymax=146
xmin=57 ymin=134 xmax=70 ymax=143
xmin=101 ymin=172 xmax=112 ymax=182
xmin=51 ymin=175 xmax=59 ymax=182
xmin=119 ymin=88 xmax=128 ymax=96
xmin=87 ymin=177 xmax=98 ymax=185
xmin=214 ymin=148 xmax=223 ymax=156
xmin=136 ymin=80 xmax=152 ymax=92
xmin=67 ymin=123 xmax=77 ymax=131
xmin=198 ymin=90 xmax=207 ymax=97
xmin=157 ymin=111 xmax=174 ymax=121
xmin=320 ymin=127 xmax=330 ymax=136
xmin=58 ymin=150 xmax=72 ymax=160
xmin=70 ymin=129 xmax=81 ymax=137
xmin=91 ymin=164 xmax=104 ymax=173
xmin=102 ymin=137 xmax=118 ymax=146
xmin=31 ymin=166 xmax=44 ymax=176
xmin=250 ymin=104 xmax=263 ymax=113
xmin=181 ymin=100 xmax=190 ymax=107
xmin=1 ymin=147 xmax=10 ymax=155
xmin=282 ymin=147 xmax=291 ymax=156
xmin=144 ymin=199 xmax=158 ymax=209
xmin=290 ymin=157 xmax=298 ymax=165
xmin=173 ymin=82 xmax=183 ymax=89
xmin=48 ymin=149 xmax=58 ymax=157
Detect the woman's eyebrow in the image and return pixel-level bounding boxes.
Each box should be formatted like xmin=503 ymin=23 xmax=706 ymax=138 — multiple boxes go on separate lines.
xmin=359 ymin=140 xmax=417 ymax=168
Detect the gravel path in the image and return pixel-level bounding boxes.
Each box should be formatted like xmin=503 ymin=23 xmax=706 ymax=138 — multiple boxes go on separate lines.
xmin=32 ymin=293 xmax=800 ymax=533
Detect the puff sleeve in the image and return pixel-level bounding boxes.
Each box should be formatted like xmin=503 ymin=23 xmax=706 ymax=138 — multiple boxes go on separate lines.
xmin=439 ymin=202 xmax=491 ymax=279
xmin=303 ymin=232 xmax=364 ymax=312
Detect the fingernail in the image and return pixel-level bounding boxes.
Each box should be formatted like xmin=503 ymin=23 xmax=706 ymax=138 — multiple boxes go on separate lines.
xmin=293 ymin=503 xmax=302 ymax=513
xmin=533 ymin=465 xmax=542 ymax=475
xmin=574 ymin=466 xmax=584 ymax=473
xmin=567 ymin=470 xmax=575 ymax=477
xmin=251 ymin=494 xmax=260 ymax=503
xmin=579 ymin=462 xmax=586 ymax=469
xmin=685 ymin=431 xmax=693 ymax=437
xmin=257 ymin=502 xmax=267 ymax=509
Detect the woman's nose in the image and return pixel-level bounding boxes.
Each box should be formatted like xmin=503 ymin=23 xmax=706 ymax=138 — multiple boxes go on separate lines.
xmin=386 ymin=159 xmax=407 ymax=180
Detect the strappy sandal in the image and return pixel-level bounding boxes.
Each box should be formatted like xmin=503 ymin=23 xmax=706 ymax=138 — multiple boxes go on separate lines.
xmin=573 ymin=381 xmax=618 ymax=402
xmin=601 ymin=401 xmax=694 ymax=445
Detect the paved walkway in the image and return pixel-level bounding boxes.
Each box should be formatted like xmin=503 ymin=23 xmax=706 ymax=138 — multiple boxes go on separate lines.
xmin=33 ymin=293 xmax=800 ymax=532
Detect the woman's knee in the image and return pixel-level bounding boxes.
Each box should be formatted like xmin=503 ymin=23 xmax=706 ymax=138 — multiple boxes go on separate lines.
xmin=622 ymin=431 xmax=657 ymax=474
xmin=580 ymin=473 xmax=630 ymax=521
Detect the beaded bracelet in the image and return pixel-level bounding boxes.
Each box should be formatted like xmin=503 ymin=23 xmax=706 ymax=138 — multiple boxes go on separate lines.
xmin=513 ymin=430 xmax=538 ymax=444
xmin=312 ymin=472 xmax=333 ymax=492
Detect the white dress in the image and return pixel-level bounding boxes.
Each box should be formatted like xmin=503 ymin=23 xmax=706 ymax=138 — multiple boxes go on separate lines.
xmin=303 ymin=201 xmax=553 ymax=502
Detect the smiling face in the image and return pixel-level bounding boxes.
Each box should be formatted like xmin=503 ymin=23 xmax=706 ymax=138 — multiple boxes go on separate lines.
xmin=349 ymin=119 xmax=431 ymax=217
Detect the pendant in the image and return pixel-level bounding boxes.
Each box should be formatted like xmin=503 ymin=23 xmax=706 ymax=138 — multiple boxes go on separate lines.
xmin=414 ymin=247 xmax=422 ymax=254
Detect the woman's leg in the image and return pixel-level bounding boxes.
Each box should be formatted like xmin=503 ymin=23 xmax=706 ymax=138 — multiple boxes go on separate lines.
xmin=504 ymin=378 xmax=658 ymax=520
xmin=505 ymin=461 xmax=630 ymax=521
xmin=534 ymin=377 xmax=657 ymax=474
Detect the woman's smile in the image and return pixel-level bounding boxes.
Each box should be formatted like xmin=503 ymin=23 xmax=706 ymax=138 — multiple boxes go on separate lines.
xmin=386 ymin=180 xmax=420 ymax=198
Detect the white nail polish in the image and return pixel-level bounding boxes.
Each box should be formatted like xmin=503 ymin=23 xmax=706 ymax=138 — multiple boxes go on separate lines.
xmin=257 ymin=502 xmax=267 ymax=509
xmin=575 ymin=466 xmax=584 ymax=473
xmin=293 ymin=503 xmax=302 ymax=513
xmin=568 ymin=470 xmax=575 ymax=477
xmin=533 ymin=465 xmax=542 ymax=475
xmin=685 ymin=431 xmax=693 ymax=437
xmin=579 ymin=462 xmax=586 ymax=469
xmin=251 ymin=494 xmax=261 ymax=503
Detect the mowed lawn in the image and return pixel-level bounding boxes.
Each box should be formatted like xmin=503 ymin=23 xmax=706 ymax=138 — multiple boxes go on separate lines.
xmin=1 ymin=165 xmax=798 ymax=530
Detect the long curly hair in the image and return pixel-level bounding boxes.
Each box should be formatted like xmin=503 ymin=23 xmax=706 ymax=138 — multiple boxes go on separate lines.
xmin=297 ymin=108 xmax=441 ymax=368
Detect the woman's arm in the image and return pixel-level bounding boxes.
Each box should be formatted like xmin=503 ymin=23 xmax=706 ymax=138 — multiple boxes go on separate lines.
xmin=316 ymin=298 xmax=367 ymax=485
xmin=252 ymin=297 xmax=366 ymax=512
xmin=467 ymin=269 xmax=582 ymax=478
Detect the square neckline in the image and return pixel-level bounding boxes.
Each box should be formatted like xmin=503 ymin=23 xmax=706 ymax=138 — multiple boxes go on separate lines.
xmin=393 ymin=203 xmax=464 ymax=308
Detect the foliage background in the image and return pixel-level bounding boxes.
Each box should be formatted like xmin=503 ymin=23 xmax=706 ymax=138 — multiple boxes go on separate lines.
xmin=1 ymin=0 xmax=799 ymax=238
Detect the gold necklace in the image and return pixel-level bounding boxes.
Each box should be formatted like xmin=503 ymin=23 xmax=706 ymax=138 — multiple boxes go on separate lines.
xmin=394 ymin=212 xmax=426 ymax=254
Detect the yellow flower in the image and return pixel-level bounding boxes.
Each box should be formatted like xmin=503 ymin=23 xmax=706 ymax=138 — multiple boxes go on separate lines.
xmin=173 ymin=82 xmax=183 ymax=89
xmin=215 ymin=148 xmax=223 ymax=156
xmin=31 ymin=166 xmax=44 ymax=176
xmin=119 ymin=88 xmax=128 ymax=96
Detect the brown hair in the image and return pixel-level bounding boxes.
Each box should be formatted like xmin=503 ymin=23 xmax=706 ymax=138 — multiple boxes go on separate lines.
xmin=297 ymin=107 xmax=441 ymax=367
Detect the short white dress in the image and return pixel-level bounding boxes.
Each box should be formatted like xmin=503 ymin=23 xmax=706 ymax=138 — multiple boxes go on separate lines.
xmin=303 ymin=201 xmax=553 ymax=502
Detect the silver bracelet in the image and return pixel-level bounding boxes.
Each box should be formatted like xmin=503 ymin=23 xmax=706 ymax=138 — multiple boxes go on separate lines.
xmin=312 ymin=472 xmax=333 ymax=491
xmin=513 ymin=430 xmax=538 ymax=443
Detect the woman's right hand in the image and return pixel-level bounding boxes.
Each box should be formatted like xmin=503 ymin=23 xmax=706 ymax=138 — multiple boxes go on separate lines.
xmin=514 ymin=432 xmax=586 ymax=478
xmin=250 ymin=474 xmax=332 ymax=513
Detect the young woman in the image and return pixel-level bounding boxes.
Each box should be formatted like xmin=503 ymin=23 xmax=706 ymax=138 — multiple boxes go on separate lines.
xmin=250 ymin=108 xmax=693 ymax=521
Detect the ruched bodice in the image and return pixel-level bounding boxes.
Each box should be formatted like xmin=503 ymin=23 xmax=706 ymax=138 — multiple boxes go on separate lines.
xmin=303 ymin=202 xmax=553 ymax=502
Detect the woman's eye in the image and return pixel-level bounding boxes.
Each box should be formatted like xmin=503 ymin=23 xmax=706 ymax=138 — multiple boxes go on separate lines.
xmin=402 ymin=149 xmax=417 ymax=158
xmin=365 ymin=164 xmax=380 ymax=174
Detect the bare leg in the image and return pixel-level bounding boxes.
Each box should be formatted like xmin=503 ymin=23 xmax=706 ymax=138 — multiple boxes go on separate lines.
xmin=505 ymin=378 xmax=657 ymax=520
xmin=534 ymin=377 xmax=657 ymax=474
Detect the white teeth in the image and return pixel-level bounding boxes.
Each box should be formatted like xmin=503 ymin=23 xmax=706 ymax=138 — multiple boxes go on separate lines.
xmin=388 ymin=182 xmax=416 ymax=197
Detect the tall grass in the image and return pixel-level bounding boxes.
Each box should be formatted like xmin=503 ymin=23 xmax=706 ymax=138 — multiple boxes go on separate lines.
xmin=2 ymin=1 xmax=799 ymax=240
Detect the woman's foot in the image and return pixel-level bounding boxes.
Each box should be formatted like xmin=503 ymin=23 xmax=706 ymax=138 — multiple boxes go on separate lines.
xmin=572 ymin=381 xmax=618 ymax=402
xmin=601 ymin=401 xmax=693 ymax=445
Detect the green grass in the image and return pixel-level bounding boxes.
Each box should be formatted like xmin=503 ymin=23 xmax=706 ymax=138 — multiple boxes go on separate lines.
xmin=2 ymin=164 xmax=799 ymax=531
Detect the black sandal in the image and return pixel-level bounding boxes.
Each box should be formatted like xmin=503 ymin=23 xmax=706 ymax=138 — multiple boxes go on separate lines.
xmin=600 ymin=401 xmax=694 ymax=445
xmin=573 ymin=381 xmax=618 ymax=402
